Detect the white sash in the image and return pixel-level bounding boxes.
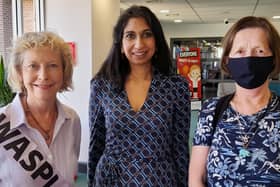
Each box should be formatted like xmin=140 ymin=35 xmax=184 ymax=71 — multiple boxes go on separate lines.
xmin=0 ymin=113 xmax=72 ymax=187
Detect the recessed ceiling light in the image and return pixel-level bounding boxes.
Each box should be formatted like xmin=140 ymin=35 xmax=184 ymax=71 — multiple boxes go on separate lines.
xmin=160 ymin=9 xmax=170 ymax=13
xmin=272 ymin=16 xmax=280 ymax=19
xmin=174 ymin=19 xmax=183 ymax=23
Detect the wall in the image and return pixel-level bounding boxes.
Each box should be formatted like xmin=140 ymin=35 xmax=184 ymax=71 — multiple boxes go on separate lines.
xmin=45 ymin=0 xmax=92 ymax=162
xmin=92 ymin=0 xmax=119 ymax=75
xmin=162 ymin=21 xmax=280 ymax=45
xmin=45 ymin=0 xmax=119 ymax=163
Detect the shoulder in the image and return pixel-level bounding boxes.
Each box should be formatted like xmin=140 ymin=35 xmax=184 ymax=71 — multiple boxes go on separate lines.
xmin=200 ymin=97 xmax=220 ymax=115
xmin=0 ymin=103 xmax=9 ymax=114
xmin=90 ymin=77 xmax=106 ymax=84
xmin=202 ymin=96 xmax=220 ymax=107
xmin=159 ymin=73 xmax=189 ymax=90
xmin=57 ymin=101 xmax=80 ymax=125
xmin=193 ymin=97 xmax=220 ymax=146
xmin=90 ymin=77 xmax=114 ymax=94
xmin=90 ymin=78 xmax=107 ymax=89
xmin=0 ymin=105 xmax=10 ymax=123
xmin=58 ymin=103 xmax=81 ymax=136
xmin=0 ymin=94 xmax=25 ymax=126
xmin=270 ymin=93 xmax=280 ymax=111
xmin=61 ymin=104 xmax=80 ymax=119
xmin=169 ymin=74 xmax=189 ymax=84
xmin=0 ymin=94 xmax=18 ymax=114
xmin=273 ymin=93 xmax=280 ymax=101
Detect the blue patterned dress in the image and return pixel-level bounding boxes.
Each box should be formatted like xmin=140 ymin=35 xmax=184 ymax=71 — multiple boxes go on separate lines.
xmin=193 ymin=93 xmax=280 ymax=187
xmin=88 ymin=71 xmax=190 ymax=187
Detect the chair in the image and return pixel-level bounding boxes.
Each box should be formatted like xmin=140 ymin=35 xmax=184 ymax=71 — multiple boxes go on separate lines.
xmin=217 ymin=82 xmax=235 ymax=97
xmin=269 ymin=82 xmax=280 ymax=96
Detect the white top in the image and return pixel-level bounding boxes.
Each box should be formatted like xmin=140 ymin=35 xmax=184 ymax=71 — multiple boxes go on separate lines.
xmin=0 ymin=94 xmax=81 ymax=187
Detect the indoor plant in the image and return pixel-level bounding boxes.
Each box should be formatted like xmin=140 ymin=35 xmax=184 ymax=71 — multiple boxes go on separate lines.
xmin=0 ymin=55 xmax=14 ymax=107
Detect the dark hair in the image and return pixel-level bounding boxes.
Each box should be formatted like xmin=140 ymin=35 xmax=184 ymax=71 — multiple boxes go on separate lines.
xmin=95 ymin=5 xmax=173 ymax=89
xmin=221 ymin=16 xmax=280 ymax=78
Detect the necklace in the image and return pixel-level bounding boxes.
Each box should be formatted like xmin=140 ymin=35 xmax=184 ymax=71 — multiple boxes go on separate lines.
xmin=24 ymin=96 xmax=56 ymax=143
xmin=236 ymin=114 xmax=259 ymax=158
xmin=235 ymin=95 xmax=272 ymax=158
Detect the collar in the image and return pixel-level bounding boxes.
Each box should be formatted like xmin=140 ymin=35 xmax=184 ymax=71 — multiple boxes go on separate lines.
xmin=8 ymin=93 xmax=27 ymax=128
xmin=7 ymin=93 xmax=71 ymax=130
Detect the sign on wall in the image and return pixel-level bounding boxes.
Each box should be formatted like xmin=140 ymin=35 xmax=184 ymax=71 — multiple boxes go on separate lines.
xmin=177 ymin=48 xmax=202 ymax=100
xmin=67 ymin=42 xmax=76 ymax=65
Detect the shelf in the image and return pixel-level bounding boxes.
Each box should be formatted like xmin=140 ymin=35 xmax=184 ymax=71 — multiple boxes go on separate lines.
xmin=201 ymin=58 xmax=220 ymax=62
xmin=202 ymin=79 xmax=234 ymax=84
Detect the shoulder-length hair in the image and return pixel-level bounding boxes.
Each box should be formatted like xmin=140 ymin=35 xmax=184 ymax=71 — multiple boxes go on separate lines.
xmin=95 ymin=5 xmax=173 ymax=89
xmin=8 ymin=31 xmax=73 ymax=92
xmin=221 ymin=16 xmax=280 ymax=78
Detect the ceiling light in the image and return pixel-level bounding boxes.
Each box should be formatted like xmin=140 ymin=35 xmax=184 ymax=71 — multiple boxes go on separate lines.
xmin=174 ymin=19 xmax=183 ymax=23
xmin=160 ymin=9 xmax=170 ymax=13
xmin=272 ymin=16 xmax=280 ymax=19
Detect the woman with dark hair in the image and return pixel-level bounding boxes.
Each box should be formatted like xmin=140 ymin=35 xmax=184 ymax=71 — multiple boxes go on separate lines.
xmin=88 ymin=5 xmax=190 ymax=187
xmin=189 ymin=16 xmax=280 ymax=187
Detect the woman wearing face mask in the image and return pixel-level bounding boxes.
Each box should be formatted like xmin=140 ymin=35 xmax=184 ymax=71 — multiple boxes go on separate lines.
xmin=189 ymin=16 xmax=280 ymax=187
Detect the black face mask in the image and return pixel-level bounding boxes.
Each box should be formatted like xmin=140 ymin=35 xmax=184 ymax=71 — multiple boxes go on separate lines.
xmin=227 ymin=56 xmax=274 ymax=89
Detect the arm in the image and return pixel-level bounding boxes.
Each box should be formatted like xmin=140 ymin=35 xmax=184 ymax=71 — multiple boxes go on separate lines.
xmin=189 ymin=145 xmax=209 ymax=187
xmin=189 ymin=97 xmax=218 ymax=187
xmin=172 ymin=77 xmax=190 ymax=186
xmin=87 ymin=79 xmax=106 ymax=187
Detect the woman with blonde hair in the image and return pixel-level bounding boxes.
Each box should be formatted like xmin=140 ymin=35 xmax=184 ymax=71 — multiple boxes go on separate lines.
xmin=0 ymin=31 xmax=81 ymax=187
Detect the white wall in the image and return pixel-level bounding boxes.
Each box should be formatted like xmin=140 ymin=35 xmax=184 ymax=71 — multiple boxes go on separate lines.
xmin=162 ymin=21 xmax=280 ymax=45
xmin=45 ymin=0 xmax=92 ymax=163
xmin=92 ymin=0 xmax=120 ymax=75
xmin=45 ymin=0 xmax=119 ymax=163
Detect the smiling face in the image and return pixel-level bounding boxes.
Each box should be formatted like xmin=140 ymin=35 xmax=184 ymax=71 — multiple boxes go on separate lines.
xmin=20 ymin=46 xmax=63 ymax=102
xmin=121 ymin=17 xmax=156 ymax=67
xmin=189 ymin=65 xmax=201 ymax=80
xmin=229 ymin=27 xmax=272 ymax=58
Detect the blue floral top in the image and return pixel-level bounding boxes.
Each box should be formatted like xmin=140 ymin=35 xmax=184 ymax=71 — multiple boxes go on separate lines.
xmin=88 ymin=71 xmax=190 ymax=187
xmin=193 ymin=93 xmax=280 ymax=187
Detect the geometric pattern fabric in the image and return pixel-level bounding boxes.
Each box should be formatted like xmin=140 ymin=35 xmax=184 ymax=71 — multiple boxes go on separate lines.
xmin=88 ymin=71 xmax=190 ymax=186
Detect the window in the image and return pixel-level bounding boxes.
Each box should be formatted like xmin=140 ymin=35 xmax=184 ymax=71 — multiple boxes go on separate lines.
xmin=13 ymin=0 xmax=45 ymax=36
xmin=0 ymin=0 xmax=45 ymax=61
xmin=0 ymin=0 xmax=13 ymax=61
